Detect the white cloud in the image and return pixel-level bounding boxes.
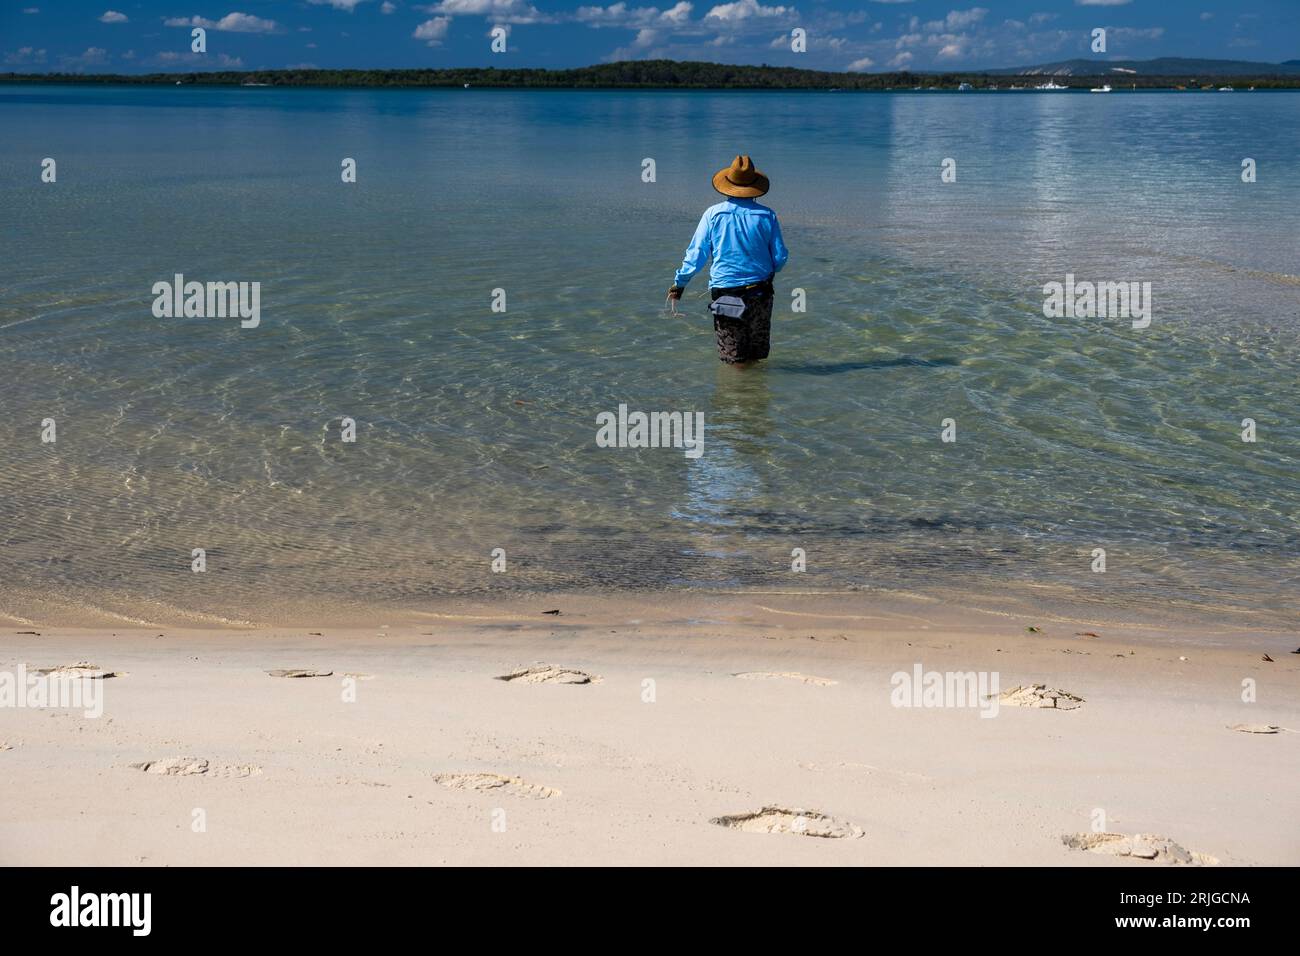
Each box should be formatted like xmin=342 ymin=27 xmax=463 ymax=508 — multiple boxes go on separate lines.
xmin=846 ymin=56 xmax=874 ymax=70
xmin=382 ymin=1 xmax=397 ymax=11
xmin=22 ymin=7 xmax=40 ymax=13
xmin=704 ymin=0 xmax=792 ymax=24
xmin=154 ymin=50 xmax=244 ymax=66
xmin=421 ymin=0 xmax=552 ymax=24
xmin=1110 ymin=26 xmax=1164 ymax=41
xmin=164 ymin=13 xmax=279 ymax=33
xmin=1075 ymin=0 xmax=1130 ymax=6
xmin=413 ymin=16 xmax=452 ymax=44
xmin=59 ymin=47 xmax=111 ymax=70
xmin=887 ymin=50 xmax=913 ymax=68
xmin=3 ymin=46 xmax=48 ymax=64
xmin=660 ymin=1 xmax=693 ymax=25
xmin=576 ymin=3 xmax=694 ymax=29
xmin=99 ymin=10 xmax=128 ymax=23
xmin=307 ymin=0 xmax=371 ymax=10
xmin=921 ymin=8 xmax=985 ymax=33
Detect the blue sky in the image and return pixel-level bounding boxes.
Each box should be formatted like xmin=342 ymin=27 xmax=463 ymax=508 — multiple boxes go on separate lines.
xmin=3 ymin=1 xmax=1297 ymax=73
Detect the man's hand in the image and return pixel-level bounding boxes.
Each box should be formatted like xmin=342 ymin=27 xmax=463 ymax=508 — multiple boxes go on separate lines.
xmin=666 ymin=285 xmax=684 ymax=314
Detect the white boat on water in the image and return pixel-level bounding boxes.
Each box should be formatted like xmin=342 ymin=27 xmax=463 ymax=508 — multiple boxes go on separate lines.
xmin=1036 ymin=81 xmax=1067 ymax=90
xmin=1090 ymin=84 xmax=1111 ymax=93
xmin=958 ymin=82 xmax=973 ymax=91
xmin=1218 ymin=86 xmax=1234 ymax=91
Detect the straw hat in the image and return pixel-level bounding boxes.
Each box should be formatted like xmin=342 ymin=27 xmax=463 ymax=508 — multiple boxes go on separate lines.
xmin=712 ymin=154 xmax=769 ymax=198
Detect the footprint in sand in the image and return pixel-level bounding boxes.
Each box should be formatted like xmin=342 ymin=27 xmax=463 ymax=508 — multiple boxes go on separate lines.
xmin=432 ymin=772 xmax=559 ymax=799
xmin=496 ymin=664 xmax=600 ymax=685
xmin=32 ymin=662 xmax=126 ymax=679
xmin=733 ymin=671 xmax=837 ymax=686
xmin=1227 ymin=723 xmax=1289 ymax=734
xmin=992 ymin=684 xmax=1084 ymax=710
xmin=265 ymin=669 xmax=334 ymax=678
xmin=131 ymin=757 xmax=262 ymax=778
xmin=1063 ymin=832 xmax=1217 ymax=865
xmin=710 ymin=806 xmax=863 ymax=839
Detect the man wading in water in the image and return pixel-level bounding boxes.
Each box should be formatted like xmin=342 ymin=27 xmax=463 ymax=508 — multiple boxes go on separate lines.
xmin=667 ymin=155 xmax=789 ymax=366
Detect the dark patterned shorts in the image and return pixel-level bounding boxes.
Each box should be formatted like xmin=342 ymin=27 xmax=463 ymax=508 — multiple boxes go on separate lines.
xmin=710 ymin=282 xmax=773 ymax=364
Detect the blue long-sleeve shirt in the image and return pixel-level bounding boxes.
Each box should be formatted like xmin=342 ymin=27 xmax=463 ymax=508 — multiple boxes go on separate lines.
xmin=674 ymin=198 xmax=789 ymax=290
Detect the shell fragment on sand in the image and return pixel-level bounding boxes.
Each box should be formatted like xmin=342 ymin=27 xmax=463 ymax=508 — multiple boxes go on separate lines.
xmin=432 ymin=772 xmax=559 ymax=799
xmin=495 ymin=664 xmax=600 ymax=685
xmin=710 ymin=806 xmax=863 ymax=839
xmin=31 ymin=662 xmax=125 ymax=679
xmin=265 ymin=669 xmax=334 ymax=678
xmin=992 ymin=683 xmax=1084 ymax=710
xmin=733 ymin=671 xmax=837 ymax=686
xmin=1063 ymin=832 xmax=1217 ymax=866
xmin=131 ymin=757 xmax=262 ymax=778
xmin=1227 ymin=723 xmax=1280 ymax=734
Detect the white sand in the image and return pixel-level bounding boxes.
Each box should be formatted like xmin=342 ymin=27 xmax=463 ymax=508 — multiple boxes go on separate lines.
xmin=1 ymin=592 xmax=1296 ymax=866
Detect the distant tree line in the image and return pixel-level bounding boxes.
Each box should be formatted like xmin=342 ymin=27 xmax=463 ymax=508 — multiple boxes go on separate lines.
xmin=4 ymin=60 xmax=1299 ymax=90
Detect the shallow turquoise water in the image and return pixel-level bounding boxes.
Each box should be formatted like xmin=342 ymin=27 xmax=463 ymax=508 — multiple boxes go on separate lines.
xmin=1 ymin=85 xmax=1297 ymax=626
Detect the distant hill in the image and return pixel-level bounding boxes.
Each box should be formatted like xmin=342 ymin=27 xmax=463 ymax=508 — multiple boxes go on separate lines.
xmin=990 ymin=57 xmax=1300 ymax=77
xmin=5 ymin=58 xmax=1300 ymax=90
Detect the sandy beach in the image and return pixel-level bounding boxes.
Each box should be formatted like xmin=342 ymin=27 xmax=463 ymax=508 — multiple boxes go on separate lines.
xmin=2 ymin=591 xmax=1296 ymax=867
